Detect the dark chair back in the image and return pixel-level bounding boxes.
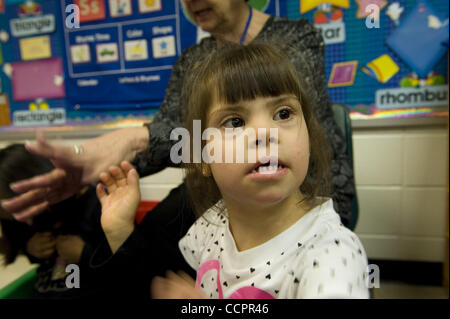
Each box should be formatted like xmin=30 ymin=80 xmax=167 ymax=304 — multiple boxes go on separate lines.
xmin=331 ymin=103 xmax=359 ymax=231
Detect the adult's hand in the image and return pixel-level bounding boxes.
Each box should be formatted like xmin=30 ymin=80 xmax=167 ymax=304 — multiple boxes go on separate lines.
xmin=1 ymin=127 xmax=149 ymax=222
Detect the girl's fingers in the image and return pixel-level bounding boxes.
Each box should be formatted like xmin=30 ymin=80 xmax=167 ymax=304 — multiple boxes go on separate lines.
xmin=151 ymin=276 xmax=170 ymax=299
xmin=177 ymin=271 xmax=196 ymax=286
xmin=99 ymin=171 xmax=117 ymax=193
xmin=109 ymin=166 xmax=127 ymax=187
xmin=96 ymin=183 xmax=107 ymax=203
xmin=127 ymin=168 xmax=139 ymax=189
xmin=120 ymin=161 xmax=135 ymax=174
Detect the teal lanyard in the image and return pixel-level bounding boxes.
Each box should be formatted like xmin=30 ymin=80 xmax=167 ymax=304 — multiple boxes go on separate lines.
xmin=240 ymin=7 xmax=253 ymax=45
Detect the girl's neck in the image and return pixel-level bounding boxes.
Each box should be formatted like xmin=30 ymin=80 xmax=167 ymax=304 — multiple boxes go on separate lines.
xmin=214 ymin=7 xmax=271 ymax=48
xmin=224 ymin=191 xmax=312 ymax=252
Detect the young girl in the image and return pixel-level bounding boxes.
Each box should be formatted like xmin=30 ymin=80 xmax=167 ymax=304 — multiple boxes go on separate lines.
xmin=97 ymin=43 xmax=370 ymax=299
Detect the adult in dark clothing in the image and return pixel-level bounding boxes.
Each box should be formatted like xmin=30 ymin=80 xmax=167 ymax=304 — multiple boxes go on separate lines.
xmin=1 ymin=0 xmax=355 ymax=298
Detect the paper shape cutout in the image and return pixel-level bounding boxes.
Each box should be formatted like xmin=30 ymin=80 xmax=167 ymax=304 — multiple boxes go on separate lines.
xmin=96 ymin=43 xmax=119 ymax=63
xmin=300 ymin=0 xmax=349 ymax=14
xmin=355 ymin=0 xmax=387 ymax=18
xmin=71 ymin=44 xmax=91 ymax=64
xmin=0 ymin=94 xmax=11 ymax=126
xmin=328 ymin=61 xmax=358 ymax=87
xmin=152 ymin=36 xmax=176 ymax=58
xmin=11 ymin=58 xmax=66 ymax=101
xmin=74 ymin=0 xmax=106 ymax=23
xmin=386 ymin=2 xmax=404 ymax=25
xmin=361 ymin=54 xmax=399 ymax=83
xmin=19 ymin=35 xmax=52 ymax=61
xmin=109 ymin=0 xmax=132 ymax=17
xmin=125 ymin=39 xmax=149 ymax=61
xmin=386 ymin=0 xmax=449 ymax=78
xmin=138 ymin=0 xmax=162 ymax=13
xmin=18 ymin=1 xmax=42 ymax=17
xmin=313 ymin=7 xmax=344 ymax=24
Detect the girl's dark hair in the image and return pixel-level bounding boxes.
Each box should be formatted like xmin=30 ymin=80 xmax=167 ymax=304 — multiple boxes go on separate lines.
xmin=0 ymin=144 xmax=83 ymax=265
xmin=182 ymin=42 xmax=331 ymax=217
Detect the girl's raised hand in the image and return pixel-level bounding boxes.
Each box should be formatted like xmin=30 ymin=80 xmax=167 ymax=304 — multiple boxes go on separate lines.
xmin=151 ymin=271 xmax=206 ymax=299
xmin=96 ymin=161 xmax=141 ymax=253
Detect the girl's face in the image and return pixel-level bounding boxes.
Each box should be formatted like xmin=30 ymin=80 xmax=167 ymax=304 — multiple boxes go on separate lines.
xmin=205 ymin=94 xmax=310 ymax=207
xmin=181 ymin=0 xmax=246 ymax=33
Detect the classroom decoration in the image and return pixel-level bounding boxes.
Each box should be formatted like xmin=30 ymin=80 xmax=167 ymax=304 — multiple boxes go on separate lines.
xmin=355 ymin=0 xmax=387 ymax=18
xmin=361 ymin=54 xmax=399 ymax=83
xmin=386 ymin=2 xmax=404 ymax=25
xmin=386 ymin=0 xmax=449 ymax=78
xmin=300 ymin=0 xmax=349 ymax=14
xmin=0 ymin=0 xmax=448 ymax=130
xmin=328 ymin=60 xmax=358 ymax=87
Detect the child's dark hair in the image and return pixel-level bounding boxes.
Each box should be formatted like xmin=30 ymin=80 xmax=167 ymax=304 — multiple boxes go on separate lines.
xmin=182 ymin=42 xmax=332 ymax=217
xmin=0 ymin=144 xmax=81 ymax=264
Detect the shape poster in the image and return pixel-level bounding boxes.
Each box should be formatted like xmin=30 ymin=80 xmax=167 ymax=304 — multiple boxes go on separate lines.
xmin=291 ymin=0 xmax=448 ymax=119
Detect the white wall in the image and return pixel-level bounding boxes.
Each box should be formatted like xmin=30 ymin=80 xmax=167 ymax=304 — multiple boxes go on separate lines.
xmin=353 ymin=125 xmax=448 ymax=262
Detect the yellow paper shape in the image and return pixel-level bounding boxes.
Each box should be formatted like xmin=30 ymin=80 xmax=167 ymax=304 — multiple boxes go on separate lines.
xmin=0 ymin=94 xmax=11 ymax=126
xmin=366 ymin=54 xmax=399 ymax=83
xmin=19 ymin=35 xmax=52 ymax=61
xmin=300 ymin=0 xmax=349 ymax=14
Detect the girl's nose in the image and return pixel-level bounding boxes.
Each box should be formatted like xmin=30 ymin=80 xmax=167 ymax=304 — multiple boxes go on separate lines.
xmin=255 ymin=136 xmax=277 ymax=146
xmin=252 ymin=128 xmax=278 ymax=148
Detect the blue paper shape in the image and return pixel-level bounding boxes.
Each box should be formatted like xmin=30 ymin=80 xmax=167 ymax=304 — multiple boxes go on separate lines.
xmin=386 ymin=0 xmax=449 ymax=78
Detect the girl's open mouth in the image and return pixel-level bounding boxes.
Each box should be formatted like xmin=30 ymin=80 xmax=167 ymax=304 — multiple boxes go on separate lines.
xmin=247 ymin=158 xmax=288 ymax=179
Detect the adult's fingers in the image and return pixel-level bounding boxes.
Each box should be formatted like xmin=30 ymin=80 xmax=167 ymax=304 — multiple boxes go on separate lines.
xmin=12 ymin=201 xmax=50 ymax=222
xmin=24 ymin=131 xmax=58 ymax=159
xmin=1 ymin=187 xmax=50 ymax=214
xmin=9 ymin=168 xmax=66 ymax=194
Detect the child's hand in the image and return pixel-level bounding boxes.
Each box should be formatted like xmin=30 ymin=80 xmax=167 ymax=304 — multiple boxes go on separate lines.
xmin=151 ymin=271 xmax=207 ymax=299
xmin=96 ymin=161 xmax=140 ymax=253
xmin=26 ymin=232 xmax=56 ymax=260
xmin=56 ymin=235 xmax=85 ymax=264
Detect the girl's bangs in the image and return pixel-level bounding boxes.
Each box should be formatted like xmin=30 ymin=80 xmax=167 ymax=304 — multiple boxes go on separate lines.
xmin=209 ymin=47 xmax=302 ymax=106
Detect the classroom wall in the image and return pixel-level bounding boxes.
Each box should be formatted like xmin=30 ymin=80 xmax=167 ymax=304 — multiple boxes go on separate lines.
xmin=0 ymin=123 xmax=448 ymax=263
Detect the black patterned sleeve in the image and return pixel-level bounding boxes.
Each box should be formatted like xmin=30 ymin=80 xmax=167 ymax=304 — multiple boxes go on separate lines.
xmin=132 ymin=46 xmax=195 ymax=176
xmin=286 ymin=19 xmax=356 ymax=226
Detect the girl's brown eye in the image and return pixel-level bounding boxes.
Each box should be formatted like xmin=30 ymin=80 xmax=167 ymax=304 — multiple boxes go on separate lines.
xmin=223 ymin=117 xmax=245 ymax=128
xmin=274 ymin=109 xmax=291 ymax=120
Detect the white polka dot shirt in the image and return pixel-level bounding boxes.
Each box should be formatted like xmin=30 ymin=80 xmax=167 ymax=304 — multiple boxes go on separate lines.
xmin=179 ymin=199 xmax=370 ymax=299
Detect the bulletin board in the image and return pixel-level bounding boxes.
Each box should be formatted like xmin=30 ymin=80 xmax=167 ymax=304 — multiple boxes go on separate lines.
xmin=0 ymin=0 xmax=448 ymax=133
xmin=0 ymin=0 xmax=285 ymax=132
xmin=290 ymin=0 xmax=449 ymax=120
